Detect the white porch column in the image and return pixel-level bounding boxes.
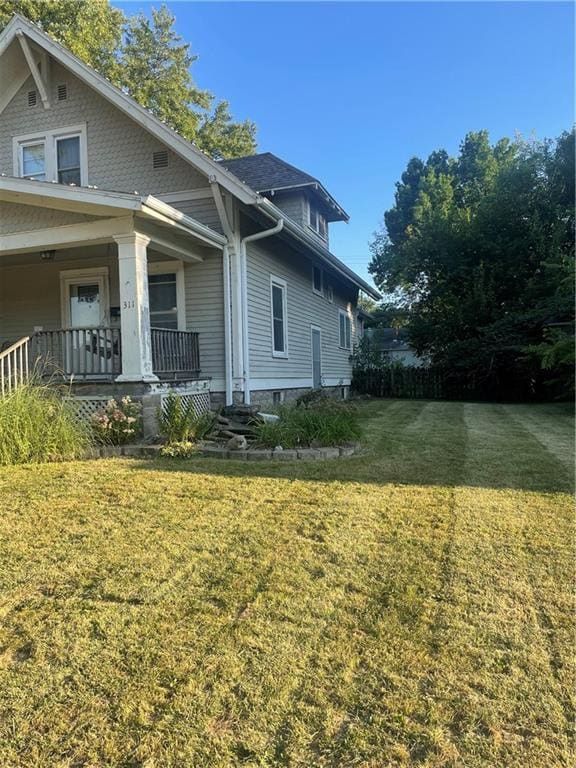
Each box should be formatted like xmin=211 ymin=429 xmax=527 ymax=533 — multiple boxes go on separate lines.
xmin=113 ymin=233 xmax=158 ymax=382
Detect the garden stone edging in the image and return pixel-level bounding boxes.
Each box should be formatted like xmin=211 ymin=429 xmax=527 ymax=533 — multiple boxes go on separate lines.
xmin=90 ymin=443 xmax=360 ymax=460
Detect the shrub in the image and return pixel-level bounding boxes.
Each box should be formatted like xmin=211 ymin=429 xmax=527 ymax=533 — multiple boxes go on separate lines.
xmin=158 ymin=392 xmax=216 ymax=444
xmin=159 ymin=441 xmax=200 ymax=458
xmin=91 ymin=396 xmax=141 ymax=445
xmin=253 ymin=400 xmax=361 ymax=449
xmin=0 ymin=381 xmax=91 ymax=465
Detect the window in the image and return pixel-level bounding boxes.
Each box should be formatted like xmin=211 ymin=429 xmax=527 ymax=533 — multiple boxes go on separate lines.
xmin=339 ymin=309 xmax=351 ymax=350
xmin=13 ymin=125 xmax=87 ymax=186
xmin=312 ymin=265 xmax=323 ymax=295
xmin=56 ymin=136 xmax=81 ymax=185
xmin=270 ymin=276 xmax=288 ymax=357
xmin=149 ymin=273 xmax=178 ymax=329
xmin=272 ymin=391 xmax=283 ymax=405
xmin=308 ymin=202 xmax=327 ymax=240
xmin=327 ymin=285 xmax=334 ymax=303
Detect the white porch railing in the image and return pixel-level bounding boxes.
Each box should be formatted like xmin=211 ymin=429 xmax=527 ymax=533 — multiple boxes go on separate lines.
xmin=0 ymin=336 xmax=30 ymax=396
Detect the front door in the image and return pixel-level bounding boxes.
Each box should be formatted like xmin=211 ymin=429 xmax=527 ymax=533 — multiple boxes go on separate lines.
xmin=60 ymin=268 xmax=112 ymax=375
xmin=311 ymin=326 xmax=322 ymax=389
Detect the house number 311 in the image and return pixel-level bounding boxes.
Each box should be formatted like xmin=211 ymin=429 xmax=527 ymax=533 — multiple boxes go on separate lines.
xmin=123 ymin=300 xmax=135 ymax=309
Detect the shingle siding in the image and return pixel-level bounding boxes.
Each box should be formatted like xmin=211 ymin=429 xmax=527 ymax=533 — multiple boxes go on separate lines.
xmin=0 ymin=202 xmax=98 ymax=235
xmin=0 ymin=64 xmax=206 ymax=195
xmin=246 ymin=239 xmax=357 ymax=387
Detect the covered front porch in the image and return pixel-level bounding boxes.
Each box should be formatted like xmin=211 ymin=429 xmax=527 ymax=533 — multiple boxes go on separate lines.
xmin=0 ymin=177 xmax=227 ymax=391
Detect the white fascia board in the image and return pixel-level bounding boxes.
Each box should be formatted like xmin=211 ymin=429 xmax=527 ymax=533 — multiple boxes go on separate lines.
xmin=0 ymin=15 xmax=260 ymax=207
xmin=0 ymin=175 xmax=143 ymax=212
xmin=257 ymin=198 xmax=381 ymax=300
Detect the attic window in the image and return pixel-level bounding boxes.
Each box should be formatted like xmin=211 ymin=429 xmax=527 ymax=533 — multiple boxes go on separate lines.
xmin=308 ymin=203 xmax=327 ymax=240
xmin=153 ymin=150 xmax=169 ymax=169
xmin=57 ymin=83 xmax=68 ymax=101
xmin=27 ymin=90 xmax=37 ymax=107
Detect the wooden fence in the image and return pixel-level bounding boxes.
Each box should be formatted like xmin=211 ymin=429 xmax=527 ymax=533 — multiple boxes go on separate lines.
xmin=351 ymin=366 xmax=538 ymax=402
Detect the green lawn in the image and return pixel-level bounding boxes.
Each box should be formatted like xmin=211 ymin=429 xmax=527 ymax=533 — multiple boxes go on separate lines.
xmin=0 ymin=400 xmax=573 ymax=767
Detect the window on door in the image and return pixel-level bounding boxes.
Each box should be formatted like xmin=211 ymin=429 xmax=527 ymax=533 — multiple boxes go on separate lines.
xmin=149 ymin=273 xmax=179 ymax=329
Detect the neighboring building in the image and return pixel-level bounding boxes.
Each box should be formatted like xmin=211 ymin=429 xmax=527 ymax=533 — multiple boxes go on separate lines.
xmin=0 ymin=14 xmax=379 ymax=432
xmin=365 ymin=327 xmax=428 ymax=367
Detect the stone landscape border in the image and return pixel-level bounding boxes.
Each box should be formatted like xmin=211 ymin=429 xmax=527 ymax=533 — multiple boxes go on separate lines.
xmin=91 ymin=443 xmax=360 ymax=461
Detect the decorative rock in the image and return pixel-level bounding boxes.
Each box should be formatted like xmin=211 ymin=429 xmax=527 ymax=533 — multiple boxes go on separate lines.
xmin=339 ymin=445 xmax=355 ymax=457
xmin=217 ymin=415 xmax=231 ymax=425
xmin=122 ymin=444 xmax=143 ymax=457
xmin=272 ymin=449 xmax=298 ymax=461
xmin=227 ymin=435 xmax=248 ymax=451
xmin=142 ymin=445 xmax=163 ymax=457
xmin=297 ymin=449 xmax=321 ymax=460
xmin=317 ymin=447 xmax=341 ymax=460
xmin=227 ymin=451 xmax=248 ymax=461
xmin=274 ymin=445 xmax=283 ymax=451
xmin=247 ymin=449 xmax=272 ymax=461
xmin=100 ymin=445 xmax=122 ymax=458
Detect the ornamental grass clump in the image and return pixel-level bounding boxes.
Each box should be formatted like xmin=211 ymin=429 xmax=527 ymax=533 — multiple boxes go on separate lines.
xmin=158 ymin=392 xmax=216 ymax=445
xmin=0 ymin=380 xmax=90 ymax=465
xmin=253 ymin=397 xmax=361 ymax=449
xmin=91 ymin=396 xmax=142 ymax=445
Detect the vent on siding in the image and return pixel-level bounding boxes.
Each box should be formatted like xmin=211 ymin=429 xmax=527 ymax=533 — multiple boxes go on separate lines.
xmin=27 ymin=90 xmax=37 ymax=107
xmin=57 ymin=83 xmax=68 ymax=101
xmin=152 ymin=150 xmax=169 ymax=169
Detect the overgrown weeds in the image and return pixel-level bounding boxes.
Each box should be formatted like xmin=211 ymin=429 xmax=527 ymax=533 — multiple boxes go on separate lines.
xmin=158 ymin=392 xmax=217 ymax=444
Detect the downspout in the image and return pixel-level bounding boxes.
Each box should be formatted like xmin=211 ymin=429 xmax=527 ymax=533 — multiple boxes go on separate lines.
xmin=240 ymin=219 xmax=284 ymax=404
xmin=210 ymin=180 xmax=234 ymax=406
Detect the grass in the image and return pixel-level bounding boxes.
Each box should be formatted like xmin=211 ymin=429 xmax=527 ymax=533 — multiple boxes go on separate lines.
xmin=0 ymin=379 xmax=90 ymax=465
xmin=253 ymin=400 xmax=362 ymax=448
xmin=0 ymin=399 xmax=573 ymax=767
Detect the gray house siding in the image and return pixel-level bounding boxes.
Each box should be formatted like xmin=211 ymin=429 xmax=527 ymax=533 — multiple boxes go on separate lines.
xmin=0 ymin=63 xmax=206 ymax=195
xmin=183 ymin=254 xmax=225 ymax=383
xmin=0 ymin=201 xmax=98 ymax=234
xmin=246 ymin=238 xmax=357 ymax=389
xmin=170 ymin=197 xmax=223 ymax=234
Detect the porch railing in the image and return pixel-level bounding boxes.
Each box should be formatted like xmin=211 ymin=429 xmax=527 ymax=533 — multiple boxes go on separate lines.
xmin=32 ymin=328 xmax=122 ymax=378
xmin=29 ymin=327 xmax=200 ymax=380
xmin=151 ymin=328 xmax=200 ymax=377
xmin=0 ymin=336 xmax=30 ymax=395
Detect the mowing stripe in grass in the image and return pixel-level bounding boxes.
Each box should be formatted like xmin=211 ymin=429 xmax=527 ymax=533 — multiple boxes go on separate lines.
xmin=502 ymin=404 xmax=575 ymax=475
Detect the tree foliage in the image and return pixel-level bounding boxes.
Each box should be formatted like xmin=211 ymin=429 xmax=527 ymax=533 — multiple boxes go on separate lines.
xmin=369 ymin=129 xmax=575 ymax=399
xmin=0 ymin=1 xmax=256 ymax=159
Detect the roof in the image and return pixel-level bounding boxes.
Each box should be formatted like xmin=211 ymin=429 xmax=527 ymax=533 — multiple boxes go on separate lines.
xmin=218 ymin=153 xmax=349 ymax=222
xmin=366 ymin=327 xmax=413 ymax=351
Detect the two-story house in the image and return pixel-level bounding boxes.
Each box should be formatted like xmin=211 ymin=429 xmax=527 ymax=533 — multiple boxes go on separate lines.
xmin=0 ymin=14 xmax=379 ymax=433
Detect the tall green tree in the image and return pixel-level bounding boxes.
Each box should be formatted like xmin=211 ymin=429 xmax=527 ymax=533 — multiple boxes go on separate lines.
xmin=0 ymin=1 xmax=256 ymax=159
xmin=369 ymin=129 xmax=575 ymax=398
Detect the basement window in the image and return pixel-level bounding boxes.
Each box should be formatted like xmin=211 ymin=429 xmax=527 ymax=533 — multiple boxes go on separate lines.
xmin=153 ymin=150 xmax=169 ymax=169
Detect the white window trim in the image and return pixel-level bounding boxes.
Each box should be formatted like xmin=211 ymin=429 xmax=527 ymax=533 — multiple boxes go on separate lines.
xmin=270 ymin=274 xmax=288 ymax=358
xmin=59 ymin=267 xmax=110 ymax=329
xmin=339 ymin=308 xmax=352 ymax=350
xmin=13 ymin=123 xmax=88 ymax=186
xmin=312 ymin=265 xmax=323 ymax=296
xmin=310 ymin=324 xmax=323 ymax=388
xmin=147 ymin=260 xmax=186 ymax=330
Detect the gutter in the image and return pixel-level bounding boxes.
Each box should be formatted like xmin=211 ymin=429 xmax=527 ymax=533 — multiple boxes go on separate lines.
xmin=240 ymin=219 xmax=285 ymax=404
xmin=256 ymin=197 xmax=381 ymax=300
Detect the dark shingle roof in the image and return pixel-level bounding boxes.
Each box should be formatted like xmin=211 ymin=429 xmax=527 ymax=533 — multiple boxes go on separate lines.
xmin=217 ymin=152 xmax=348 ymax=221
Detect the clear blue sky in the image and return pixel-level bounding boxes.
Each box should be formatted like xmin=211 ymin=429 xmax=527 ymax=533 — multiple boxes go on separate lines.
xmin=115 ymin=1 xmax=574 ymax=287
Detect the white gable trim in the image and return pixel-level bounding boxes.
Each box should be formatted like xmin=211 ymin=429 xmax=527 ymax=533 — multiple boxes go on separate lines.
xmin=0 ymin=15 xmax=260 ymax=206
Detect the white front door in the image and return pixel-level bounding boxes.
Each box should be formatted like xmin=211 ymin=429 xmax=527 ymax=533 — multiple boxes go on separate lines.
xmin=60 ymin=268 xmax=112 ymax=375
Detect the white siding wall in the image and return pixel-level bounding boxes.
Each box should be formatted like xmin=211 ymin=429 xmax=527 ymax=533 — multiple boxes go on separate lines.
xmin=246 ymin=239 xmax=358 ymax=389
xmin=0 ymin=63 xmax=206 ymax=195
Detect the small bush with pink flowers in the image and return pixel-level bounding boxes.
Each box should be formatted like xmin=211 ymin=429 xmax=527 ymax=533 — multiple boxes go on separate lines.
xmin=91 ymin=396 xmax=142 ymax=445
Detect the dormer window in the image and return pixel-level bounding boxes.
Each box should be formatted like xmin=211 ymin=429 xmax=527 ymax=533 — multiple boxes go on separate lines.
xmin=13 ymin=125 xmax=87 ymax=186
xmin=308 ymin=203 xmax=327 ymax=240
